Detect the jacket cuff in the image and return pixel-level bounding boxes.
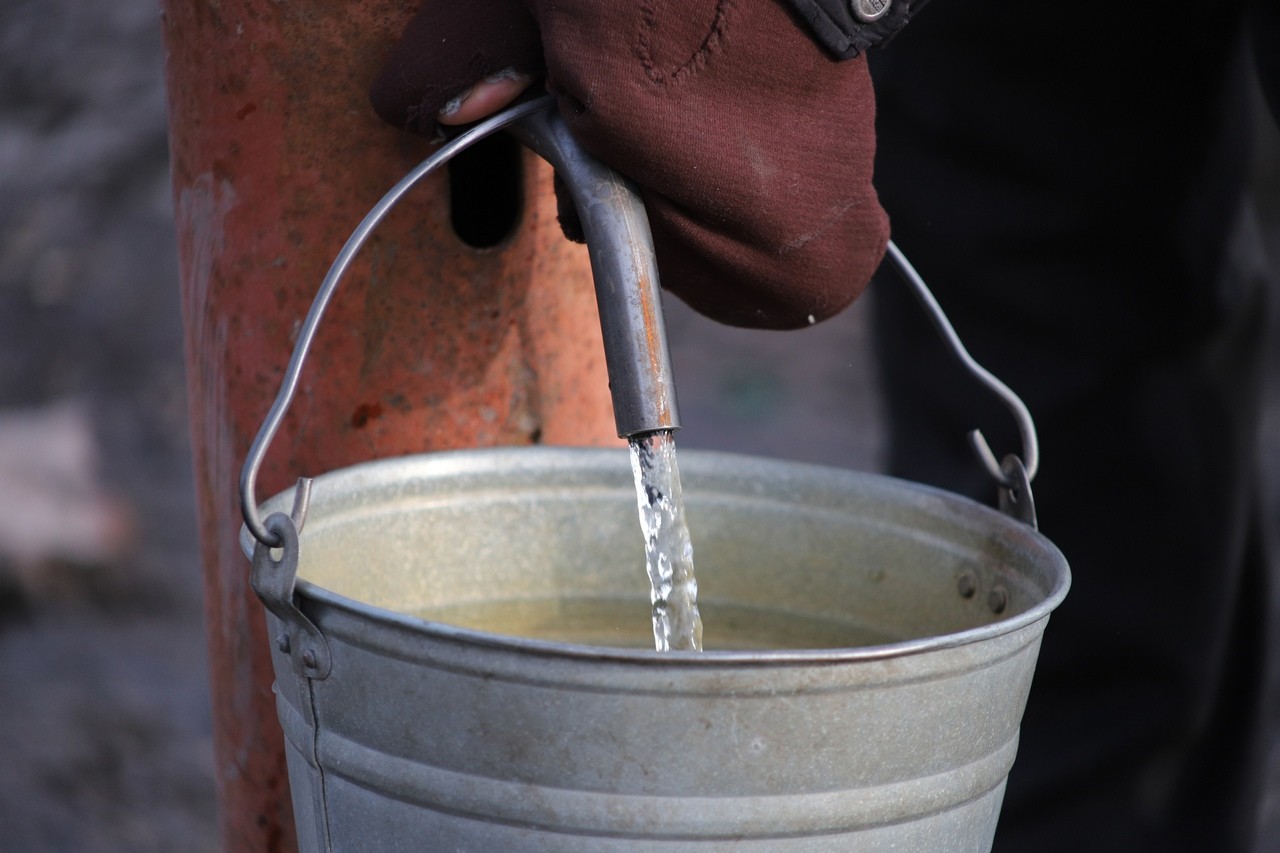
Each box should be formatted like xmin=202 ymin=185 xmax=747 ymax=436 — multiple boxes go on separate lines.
xmin=778 ymin=0 xmax=930 ymax=59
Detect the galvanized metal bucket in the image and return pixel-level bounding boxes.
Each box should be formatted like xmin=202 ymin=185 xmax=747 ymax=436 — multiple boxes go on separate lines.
xmin=244 ymin=446 xmax=1067 ymax=851
xmin=239 ymin=99 xmax=1069 ymax=851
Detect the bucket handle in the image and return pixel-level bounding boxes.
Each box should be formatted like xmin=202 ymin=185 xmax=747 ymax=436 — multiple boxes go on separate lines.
xmin=883 ymin=243 xmax=1040 ymax=524
xmin=239 ymin=97 xmax=1043 ymax=545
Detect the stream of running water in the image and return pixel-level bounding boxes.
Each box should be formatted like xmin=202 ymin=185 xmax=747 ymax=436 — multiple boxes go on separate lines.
xmin=628 ymin=430 xmax=703 ymax=652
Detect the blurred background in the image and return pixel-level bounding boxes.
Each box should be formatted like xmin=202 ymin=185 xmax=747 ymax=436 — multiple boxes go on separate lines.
xmin=1 ymin=1 xmax=1278 ymax=850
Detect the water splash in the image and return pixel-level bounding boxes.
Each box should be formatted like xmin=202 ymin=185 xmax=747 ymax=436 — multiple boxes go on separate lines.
xmin=628 ymin=430 xmax=703 ymax=652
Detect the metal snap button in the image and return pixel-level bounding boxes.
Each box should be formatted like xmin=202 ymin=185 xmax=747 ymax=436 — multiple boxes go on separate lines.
xmin=852 ymin=0 xmax=891 ymax=23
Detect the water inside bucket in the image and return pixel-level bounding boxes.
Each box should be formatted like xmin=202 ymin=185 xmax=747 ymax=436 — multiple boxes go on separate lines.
xmin=628 ymin=430 xmax=703 ymax=652
xmin=410 ymin=597 xmax=896 ymax=649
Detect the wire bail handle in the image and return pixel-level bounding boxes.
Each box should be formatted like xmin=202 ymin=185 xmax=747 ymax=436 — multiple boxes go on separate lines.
xmin=239 ymin=99 xmax=1043 ymax=544
xmin=884 ymin=242 xmax=1041 ymax=525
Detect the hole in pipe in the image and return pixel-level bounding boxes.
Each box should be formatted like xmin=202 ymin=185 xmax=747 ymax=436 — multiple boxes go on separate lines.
xmin=448 ymin=133 xmax=523 ymax=249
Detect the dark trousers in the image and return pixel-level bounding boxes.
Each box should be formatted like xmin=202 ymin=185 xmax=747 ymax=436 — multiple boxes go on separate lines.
xmin=868 ymin=3 xmax=1274 ymax=847
xmin=871 ymin=207 xmax=1272 ymax=850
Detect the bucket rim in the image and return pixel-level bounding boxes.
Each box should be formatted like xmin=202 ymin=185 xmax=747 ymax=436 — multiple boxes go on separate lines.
xmin=248 ymin=446 xmax=1070 ymax=668
xmin=295 ymin=573 xmax=1064 ymax=667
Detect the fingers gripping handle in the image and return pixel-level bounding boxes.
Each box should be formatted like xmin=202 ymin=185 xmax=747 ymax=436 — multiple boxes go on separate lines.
xmin=240 ymin=97 xmax=679 ymax=548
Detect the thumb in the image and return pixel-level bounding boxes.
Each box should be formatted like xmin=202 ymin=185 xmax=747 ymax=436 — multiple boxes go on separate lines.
xmin=369 ymin=0 xmax=542 ymax=136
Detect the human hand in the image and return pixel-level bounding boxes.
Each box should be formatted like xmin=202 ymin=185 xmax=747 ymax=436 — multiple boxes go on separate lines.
xmin=370 ymin=0 xmax=889 ymax=330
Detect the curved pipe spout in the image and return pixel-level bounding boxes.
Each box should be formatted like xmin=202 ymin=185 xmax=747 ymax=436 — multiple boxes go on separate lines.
xmin=508 ymin=105 xmax=681 ymax=439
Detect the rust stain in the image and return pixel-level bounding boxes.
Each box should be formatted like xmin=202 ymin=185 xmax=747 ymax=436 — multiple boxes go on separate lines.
xmin=350 ymin=401 xmax=383 ymax=428
xmin=638 ymin=266 xmax=670 ymax=427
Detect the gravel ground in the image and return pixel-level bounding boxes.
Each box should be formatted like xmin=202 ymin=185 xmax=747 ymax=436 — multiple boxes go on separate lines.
xmin=0 ymin=2 xmax=1277 ymax=851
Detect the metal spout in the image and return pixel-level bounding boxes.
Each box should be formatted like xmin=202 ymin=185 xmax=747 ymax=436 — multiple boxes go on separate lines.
xmin=509 ymin=104 xmax=680 ymax=438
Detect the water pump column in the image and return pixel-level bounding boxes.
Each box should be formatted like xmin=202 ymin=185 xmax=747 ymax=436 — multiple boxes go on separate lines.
xmin=159 ymin=3 xmax=617 ymax=850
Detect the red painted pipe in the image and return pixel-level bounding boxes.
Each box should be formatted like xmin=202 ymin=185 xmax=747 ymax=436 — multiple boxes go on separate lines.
xmin=161 ymin=2 xmax=617 ymax=848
